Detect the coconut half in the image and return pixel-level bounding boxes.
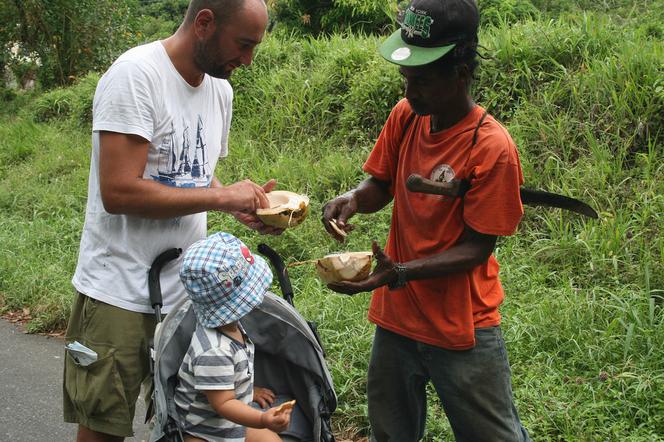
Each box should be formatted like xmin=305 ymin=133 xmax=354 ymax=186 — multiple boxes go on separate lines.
xmin=256 ymin=191 xmax=310 ymax=229
xmin=316 ymin=251 xmax=373 ymax=284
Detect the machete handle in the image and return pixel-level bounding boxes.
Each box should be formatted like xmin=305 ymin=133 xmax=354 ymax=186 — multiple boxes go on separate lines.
xmin=407 ymin=174 xmax=598 ymax=219
xmin=406 ymin=174 xmax=463 ymax=197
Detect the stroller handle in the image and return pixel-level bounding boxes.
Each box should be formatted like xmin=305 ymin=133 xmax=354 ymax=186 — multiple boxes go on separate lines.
xmin=148 ymin=248 xmax=182 ymax=320
xmin=258 ymin=243 xmax=294 ymax=306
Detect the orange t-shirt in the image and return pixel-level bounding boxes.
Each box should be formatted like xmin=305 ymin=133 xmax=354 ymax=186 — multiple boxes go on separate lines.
xmin=363 ymin=99 xmax=524 ymax=350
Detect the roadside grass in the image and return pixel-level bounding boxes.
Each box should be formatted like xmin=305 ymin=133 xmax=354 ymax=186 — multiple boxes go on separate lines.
xmin=1 ymin=8 xmax=663 ymax=441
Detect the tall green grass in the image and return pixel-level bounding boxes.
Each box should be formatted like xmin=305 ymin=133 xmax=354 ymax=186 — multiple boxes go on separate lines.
xmin=1 ymin=8 xmax=663 ymax=441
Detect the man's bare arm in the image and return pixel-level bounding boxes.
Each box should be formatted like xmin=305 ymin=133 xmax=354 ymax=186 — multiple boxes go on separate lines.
xmin=327 ymin=225 xmax=497 ymax=295
xmin=99 ymin=131 xmax=270 ymax=219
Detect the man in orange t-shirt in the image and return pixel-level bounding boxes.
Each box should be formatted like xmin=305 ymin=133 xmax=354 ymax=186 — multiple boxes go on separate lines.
xmin=322 ymin=0 xmax=531 ymax=440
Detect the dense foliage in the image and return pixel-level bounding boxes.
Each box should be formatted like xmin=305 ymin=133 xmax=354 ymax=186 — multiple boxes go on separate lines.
xmin=1 ymin=0 xmax=663 ymax=440
xmin=1 ymin=0 xmax=136 ymax=88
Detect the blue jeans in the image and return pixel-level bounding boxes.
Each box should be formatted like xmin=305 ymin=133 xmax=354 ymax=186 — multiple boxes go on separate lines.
xmin=368 ymin=326 xmax=531 ymax=442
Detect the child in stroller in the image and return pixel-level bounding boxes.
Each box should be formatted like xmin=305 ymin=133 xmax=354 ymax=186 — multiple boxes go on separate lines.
xmin=148 ymin=235 xmax=337 ymax=442
xmin=174 ymin=232 xmax=291 ymax=441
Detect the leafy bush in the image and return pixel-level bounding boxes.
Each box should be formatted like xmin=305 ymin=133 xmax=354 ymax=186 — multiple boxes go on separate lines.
xmin=130 ymin=0 xmax=187 ymax=42
xmin=31 ymin=72 xmax=99 ymax=126
xmin=231 ymin=34 xmax=402 ymax=146
xmin=139 ymin=0 xmax=188 ymax=21
xmin=0 ymin=87 xmax=17 ymax=103
xmin=475 ymin=14 xmax=622 ymax=121
xmin=268 ymin=0 xmax=396 ymax=35
xmin=3 ymin=0 xmax=135 ymax=88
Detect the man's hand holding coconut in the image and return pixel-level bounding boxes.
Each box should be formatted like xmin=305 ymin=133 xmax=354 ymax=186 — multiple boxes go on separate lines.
xmin=320 ymin=177 xmax=400 ymax=293
xmin=227 ymin=179 xmax=311 ymax=235
xmin=222 ymin=178 xmax=284 ymax=235
xmin=323 ymin=241 xmax=399 ymax=295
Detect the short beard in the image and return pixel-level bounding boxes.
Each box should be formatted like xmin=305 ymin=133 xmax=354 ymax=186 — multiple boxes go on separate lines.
xmin=193 ymin=38 xmax=232 ymax=79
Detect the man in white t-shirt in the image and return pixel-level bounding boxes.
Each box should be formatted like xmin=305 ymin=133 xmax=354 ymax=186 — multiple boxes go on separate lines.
xmin=63 ymin=1 xmax=276 ymax=440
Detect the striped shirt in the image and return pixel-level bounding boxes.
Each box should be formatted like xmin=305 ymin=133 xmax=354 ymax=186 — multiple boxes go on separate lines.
xmin=174 ymin=323 xmax=254 ymax=441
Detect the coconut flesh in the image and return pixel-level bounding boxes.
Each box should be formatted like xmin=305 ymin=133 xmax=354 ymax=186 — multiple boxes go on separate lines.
xmin=256 ymin=191 xmax=310 ymax=229
xmin=316 ymin=251 xmax=373 ymax=284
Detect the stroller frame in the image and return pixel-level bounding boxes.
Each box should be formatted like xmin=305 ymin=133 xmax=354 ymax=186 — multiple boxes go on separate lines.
xmin=146 ymin=243 xmax=337 ymax=442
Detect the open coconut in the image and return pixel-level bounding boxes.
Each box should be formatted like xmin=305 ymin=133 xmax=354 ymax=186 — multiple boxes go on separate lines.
xmin=316 ymin=251 xmax=373 ymax=284
xmin=256 ymin=191 xmax=309 ymax=229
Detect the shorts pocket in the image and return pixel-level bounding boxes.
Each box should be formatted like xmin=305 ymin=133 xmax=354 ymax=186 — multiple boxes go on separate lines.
xmin=64 ymin=348 xmax=131 ymax=427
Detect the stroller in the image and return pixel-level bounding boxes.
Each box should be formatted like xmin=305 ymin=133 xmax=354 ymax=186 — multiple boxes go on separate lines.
xmin=146 ymin=244 xmax=337 ymax=442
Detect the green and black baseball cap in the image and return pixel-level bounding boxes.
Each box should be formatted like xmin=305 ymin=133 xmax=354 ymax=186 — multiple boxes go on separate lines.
xmin=379 ymin=0 xmax=479 ymax=66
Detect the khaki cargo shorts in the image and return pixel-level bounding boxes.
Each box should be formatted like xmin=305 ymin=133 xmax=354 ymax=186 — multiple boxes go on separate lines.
xmin=63 ymin=292 xmax=159 ymax=437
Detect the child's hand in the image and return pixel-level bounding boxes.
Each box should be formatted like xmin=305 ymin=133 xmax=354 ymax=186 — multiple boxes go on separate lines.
xmin=254 ymin=387 xmax=275 ymax=408
xmin=253 ymin=387 xmax=276 ymax=408
xmin=260 ymin=406 xmax=292 ymax=433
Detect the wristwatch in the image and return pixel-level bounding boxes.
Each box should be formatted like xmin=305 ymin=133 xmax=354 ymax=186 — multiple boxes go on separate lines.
xmin=388 ymin=263 xmax=408 ymax=290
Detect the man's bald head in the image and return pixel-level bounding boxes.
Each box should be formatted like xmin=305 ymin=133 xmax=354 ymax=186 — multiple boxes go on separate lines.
xmin=184 ymin=0 xmax=264 ymax=26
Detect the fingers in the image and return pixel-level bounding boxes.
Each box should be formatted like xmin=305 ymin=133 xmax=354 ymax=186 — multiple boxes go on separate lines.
xmin=219 ymin=179 xmax=271 ymax=213
xmin=252 ymin=179 xmax=276 ymax=210
xmin=335 ymin=204 xmax=356 ymax=227
xmin=254 ymin=184 xmax=270 ymax=209
xmin=264 ymin=408 xmax=291 ymax=432
xmin=278 ymin=410 xmax=292 ymax=426
xmin=326 ymin=219 xmax=348 ymax=243
xmin=254 ymin=387 xmax=270 ymax=408
xmin=371 ymin=241 xmax=394 ymax=267
xmin=262 ymin=179 xmax=277 ymax=193
xmin=272 ymin=409 xmax=292 ymax=428
xmin=261 ymin=389 xmax=275 ymax=404
xmin=371 ymin=241 xmax=382 ymax=257
xmin=233 ymin=207 xmax=284 ymax=235
xmin=322 ymin=198 xmax=355 ymax=242
xmin=327 ymin=281 xmax=367 ymax=296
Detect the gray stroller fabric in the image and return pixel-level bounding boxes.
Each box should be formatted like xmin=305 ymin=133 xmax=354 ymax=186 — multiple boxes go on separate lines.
xmin=149 ymin=291 xmax=337 ymax=442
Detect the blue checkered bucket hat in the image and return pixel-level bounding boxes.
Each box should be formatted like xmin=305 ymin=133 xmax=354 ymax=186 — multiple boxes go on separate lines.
xmin=180 ymin=232 xmax=273 ymax=328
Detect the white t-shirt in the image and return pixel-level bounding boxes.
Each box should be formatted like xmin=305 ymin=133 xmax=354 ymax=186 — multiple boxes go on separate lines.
xmin=72 ymin=41 xmax=233 ymax=313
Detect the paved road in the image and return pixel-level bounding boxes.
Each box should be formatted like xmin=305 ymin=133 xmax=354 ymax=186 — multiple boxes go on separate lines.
xmin=0 ymin=319 xmax=149 ymax=442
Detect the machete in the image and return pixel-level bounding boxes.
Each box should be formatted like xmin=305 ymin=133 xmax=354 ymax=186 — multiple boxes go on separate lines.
xmin=406 ymin=173 xmax=598 ymax=219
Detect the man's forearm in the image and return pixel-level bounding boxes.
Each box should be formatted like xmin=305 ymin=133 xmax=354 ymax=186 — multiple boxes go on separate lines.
xmin=101 ymin=178 xmax=227 ymax=219
xmin=402 ymin=242 xmax=492 ymax=281
xmin=351 ymin=177 xmax=393 ymax=214
xmin=399 ymin=228 xmax=497 ymax=283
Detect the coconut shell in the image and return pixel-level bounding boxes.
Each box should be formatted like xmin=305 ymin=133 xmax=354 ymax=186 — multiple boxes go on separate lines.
xmin=256 ymin=191 xmax=309 ymax=229
xmin=316 ymin=251 xmax=373 ymax=284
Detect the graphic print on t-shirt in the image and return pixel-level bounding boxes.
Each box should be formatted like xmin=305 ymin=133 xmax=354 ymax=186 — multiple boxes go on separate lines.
xmin=152 ymin=115 xmax=211 ymax=188
xmin=430 ymin=163 xmax=456 ymax=183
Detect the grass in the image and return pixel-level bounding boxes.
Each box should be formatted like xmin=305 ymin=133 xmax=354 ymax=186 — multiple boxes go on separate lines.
xmin=1 ymin=4 xmax=663 ymax=441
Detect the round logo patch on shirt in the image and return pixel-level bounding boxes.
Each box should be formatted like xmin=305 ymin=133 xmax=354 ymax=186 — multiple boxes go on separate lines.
xmin=430 ymin=164 xmax=456 ymax=183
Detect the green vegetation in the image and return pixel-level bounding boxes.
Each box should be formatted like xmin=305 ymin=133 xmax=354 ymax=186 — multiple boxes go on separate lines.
xmin=1 ymin=1 xmax=663 ymax=440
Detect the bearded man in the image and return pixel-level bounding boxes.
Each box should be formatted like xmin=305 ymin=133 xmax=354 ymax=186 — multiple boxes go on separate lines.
xmin=63 ymin=1 xmax=279 ymax=440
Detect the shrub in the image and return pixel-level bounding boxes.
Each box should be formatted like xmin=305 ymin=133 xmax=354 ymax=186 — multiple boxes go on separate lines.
xmin=31 ymin=72 xmax=99 ymax=126
xmin=4 ymin=0 xmax=135 ymax=88
xmin=474 ymin=14 xmax=622 ymax=121
xmin=231 ymin=34 xmax=402 ymax=147
xmin=268 ymin=0 xmax=396 ymax=36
